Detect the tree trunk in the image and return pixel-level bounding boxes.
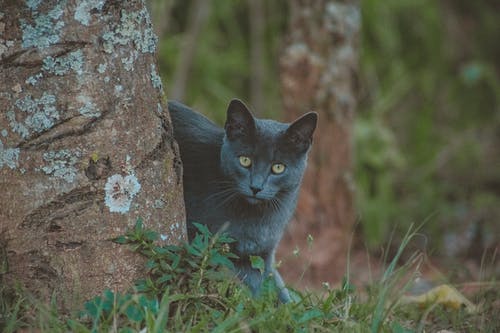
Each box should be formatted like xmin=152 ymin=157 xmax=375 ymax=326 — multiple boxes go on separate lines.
xmin=278 ymin=0 xmax=360 ymax=288
xmin=0 ymin=0 xmax=185 ymax=309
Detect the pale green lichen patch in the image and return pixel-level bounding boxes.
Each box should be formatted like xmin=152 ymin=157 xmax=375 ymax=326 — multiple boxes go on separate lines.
xmin=97 ymin=63 xmax=107 ymax=73
xmin=101 ymin=7 xmax=157 ymax=71
xmin=74 ymin=0 xmax=105 ymax=26
xmin=40 ymin=149 xmax=81 ymax=182
xmin=114 ymin=85 xmax=123 ymax=94
xmin=160 ymin=222 xmax=182 ymax=242
xmin=153 ymin=199 xmax=165 ymax=209
xmin=42 ymin=49 xmax=84 ymax=75
xmin=0 ymin=140 xmax=20 ymax=169
xmin=25 ymin=0 xmax=42 ymax=10
xmin=150 ymin=63 xmax=162 ymax=90
xmin=7 ymin=93 xmax=59 ymax=139
xmin=21 ymin=1 xmax=67 ymax=49
xmin=1 ymin=129 xmax=8 ymax=137
xmin=104 ymin=173 xmax=141 ymax=214
xmin=25 ymin=72 xmax=44 ymax=86
xmin=77 ymin=95 xmax=101 ymax=117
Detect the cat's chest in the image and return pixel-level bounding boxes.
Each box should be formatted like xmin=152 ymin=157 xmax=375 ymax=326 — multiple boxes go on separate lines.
xmin=226 ymin=213 xmax=288 ymax=255
xmin=191 ymin=200 xmax=291 ymax=254
xmin=186 ymin=188 xmax=296 ymax=255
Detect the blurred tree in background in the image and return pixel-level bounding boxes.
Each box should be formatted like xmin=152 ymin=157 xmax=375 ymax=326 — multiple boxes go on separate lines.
xmin=357 ymin=0 xmax=499 ymax=274
xmin=149 ymin=0 xmax=499 ymax=286
xmin=278 ymin=0 xmax=360 ymax=287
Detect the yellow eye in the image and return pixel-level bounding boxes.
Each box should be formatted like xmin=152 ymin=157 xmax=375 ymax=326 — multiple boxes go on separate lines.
xmin=271 ymin=163 xmax=286 ymax=174
xmin=239 ymin=156 xmax=252 ymax=168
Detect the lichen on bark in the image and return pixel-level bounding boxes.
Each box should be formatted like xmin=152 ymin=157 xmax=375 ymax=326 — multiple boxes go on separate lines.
xmin=0 ymin=0 xmax=186 ymax=309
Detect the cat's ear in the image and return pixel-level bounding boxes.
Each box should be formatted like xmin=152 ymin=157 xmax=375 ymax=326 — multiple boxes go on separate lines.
xmin=225 ymin=99 xmax=255 ymax=140
xmin=284 ymin=112 xmax=318 ymax=151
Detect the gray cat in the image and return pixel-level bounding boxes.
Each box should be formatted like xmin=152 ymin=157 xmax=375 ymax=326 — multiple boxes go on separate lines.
xmin=168 ymin=99 xmax=317 ymax=303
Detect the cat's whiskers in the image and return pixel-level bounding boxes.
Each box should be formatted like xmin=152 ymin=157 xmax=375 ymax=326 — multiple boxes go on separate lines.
xmin=269 ymin=197 xmax=281 ymax=214
xmin=203 ymin=187 xmax=235 ymax=203
xmin=214 ymin=191 xmax=239 ymax=209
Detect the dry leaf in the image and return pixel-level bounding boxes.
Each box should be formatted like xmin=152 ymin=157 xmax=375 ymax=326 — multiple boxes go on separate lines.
xmin=401 ymin=284 xmax=478 ymax=313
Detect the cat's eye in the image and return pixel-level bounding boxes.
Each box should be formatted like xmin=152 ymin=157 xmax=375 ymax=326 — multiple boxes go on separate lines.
xmin=239 ymin=156 xmax=252 ymax=168
xmin=271 ymin=163 xmax=286 ymax=174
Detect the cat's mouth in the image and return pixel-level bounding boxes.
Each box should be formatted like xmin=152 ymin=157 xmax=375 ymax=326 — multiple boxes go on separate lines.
xmin=243 ymin=195 xmax=267 ymax=205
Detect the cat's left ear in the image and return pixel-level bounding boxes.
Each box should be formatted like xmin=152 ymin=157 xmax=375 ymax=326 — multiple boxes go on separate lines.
xmin=285 ymin=112 xmax=318 ymax=151
xmin=225 ymin=99 xmax=255 ymax=140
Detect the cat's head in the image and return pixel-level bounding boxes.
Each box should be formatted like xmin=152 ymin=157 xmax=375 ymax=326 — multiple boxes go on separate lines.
xmin=220 ymin=99 xmax=317 ymax=205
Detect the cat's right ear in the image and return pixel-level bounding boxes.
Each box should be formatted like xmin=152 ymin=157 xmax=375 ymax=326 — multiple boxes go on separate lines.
xmin=225 ymin=99 xmax=255 ymax=140
xmin=284 ymin=112 xmax=318 ymax=152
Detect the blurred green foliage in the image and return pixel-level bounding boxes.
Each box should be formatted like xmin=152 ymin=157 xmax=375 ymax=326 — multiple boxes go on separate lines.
xmin=158 ymin=0 xmax=287 ymax=123
xmin=357 ymin=0 xmax=500 ymax=253
xmin=155 ymin=0 xmax=499 ymax=256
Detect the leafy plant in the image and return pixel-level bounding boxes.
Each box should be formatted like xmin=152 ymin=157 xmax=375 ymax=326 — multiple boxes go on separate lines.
xmin=2 ymin=220 xmax=497 ymax=332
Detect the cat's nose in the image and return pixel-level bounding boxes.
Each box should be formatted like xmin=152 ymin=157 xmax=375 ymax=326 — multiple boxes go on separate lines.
xmin=250 ymin=186 xmax=262 ymax=195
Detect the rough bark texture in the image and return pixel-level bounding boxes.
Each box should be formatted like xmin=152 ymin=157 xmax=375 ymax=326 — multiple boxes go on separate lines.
xmin=0 ymin=0 xmax=185 ymax=308
xmin=278 ymin=0 xmax=360 ymax=288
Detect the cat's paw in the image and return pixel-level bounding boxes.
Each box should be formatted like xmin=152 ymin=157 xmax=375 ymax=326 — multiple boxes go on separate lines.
xmin=278 ymin=287 xmax=292 ymax=303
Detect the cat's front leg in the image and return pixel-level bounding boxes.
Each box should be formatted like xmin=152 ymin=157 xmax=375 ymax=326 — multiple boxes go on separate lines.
xmin=265 ymin=253 xmax=292 ymax=303
xmin=271 ymin=267 xmax=291 ymax=303
xmin=235 ymin=262 xmax=264 ymax=297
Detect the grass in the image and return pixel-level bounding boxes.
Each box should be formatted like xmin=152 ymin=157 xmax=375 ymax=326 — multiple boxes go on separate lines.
xmin=0 ymin=221 xmax=498 ymax=332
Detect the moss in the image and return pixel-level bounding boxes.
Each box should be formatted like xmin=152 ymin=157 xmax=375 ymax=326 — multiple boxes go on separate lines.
xmin=8 ymin=93 xmax=59 ymax=139
xmin=42 ymin=49 xmax=84 ymax=75
xmin=20 ymin=1 xmax=67 ymax=49
xmin=0 ymin=140 xmax=20 ymax=169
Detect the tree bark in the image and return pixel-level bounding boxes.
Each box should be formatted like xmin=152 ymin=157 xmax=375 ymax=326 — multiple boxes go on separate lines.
xmin=0 ymin=0 xmax=185 ymax=309
xmin=278 ymin=0 xmax=360 ymax=288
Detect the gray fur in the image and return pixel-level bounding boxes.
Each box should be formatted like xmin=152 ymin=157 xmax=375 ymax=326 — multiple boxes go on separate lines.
xmin=168 ymin=99 xmax=317 ymax=303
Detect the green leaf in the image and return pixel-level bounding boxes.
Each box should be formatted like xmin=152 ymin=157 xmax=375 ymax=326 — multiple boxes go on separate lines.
xmin=125 ymin=304 xmax=144 ymax=322
xmin=209 ymin=253 xmax=235 ymax=270
xmin=249 ymin=255 xmax=265 ymax=274
xmin=391 ymin=321 xmax=414 ymax=333
xmin=296 ymin=308 xmax=323 ymax=324
xmin=158 ymin=274 xmax=173 ymax=284
xmin=145 ymin=259 xmax=157 ymax=270
xmin=192 ymin=222 xmax=211 ymax=237
xmin=112 ymin=235 xmax=128 ymax=244
xmin=186 ymin=244 xmax=202 ymax=257
xmin=144 ymin=230 xmax=159 ymax=242
xmin=134 ymin=218 xmax=144 ymax=232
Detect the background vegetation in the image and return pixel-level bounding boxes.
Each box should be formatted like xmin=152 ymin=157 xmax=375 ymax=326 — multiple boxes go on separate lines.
xmin=155 ymin=0 xmax=499 ymax=274
xmin=2 ymin=0 xmax=498 ymax=331
xmin=2 ymin=220 xmax=498 ymax=332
